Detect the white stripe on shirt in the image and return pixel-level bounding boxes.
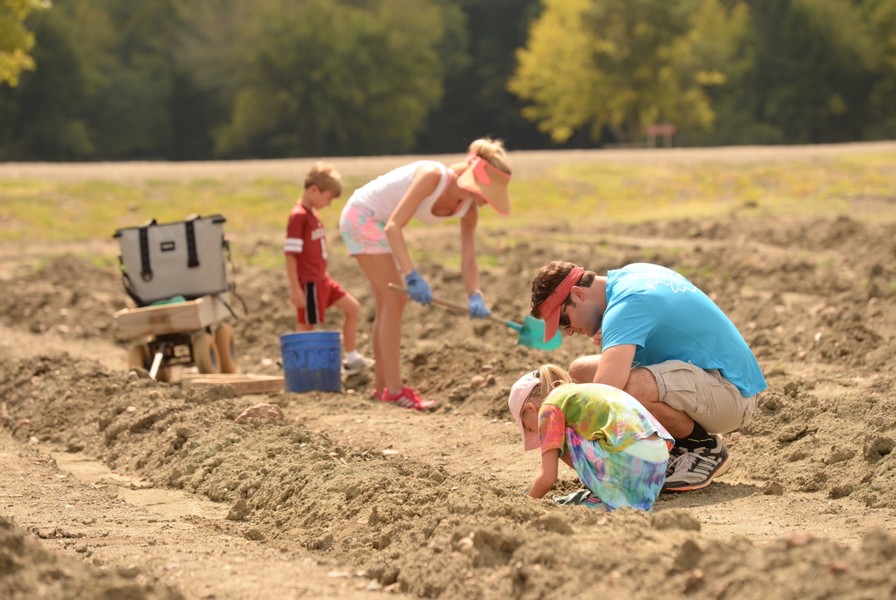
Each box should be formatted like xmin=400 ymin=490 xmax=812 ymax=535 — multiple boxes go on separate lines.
xmin=284 ymin=238 xmax=304 ymax=254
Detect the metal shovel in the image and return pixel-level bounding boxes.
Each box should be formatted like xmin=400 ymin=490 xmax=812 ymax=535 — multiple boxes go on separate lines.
xmin=389 ymin=283 xmax=562 ymax=351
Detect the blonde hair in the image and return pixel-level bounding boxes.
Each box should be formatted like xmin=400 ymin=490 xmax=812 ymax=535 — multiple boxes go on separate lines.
xmin=468 ymin=137 xmax=512 ymax=175
xmin=526 ymin=364 xmax=573 ymax=406
xmin=304 ymin=161 xmax=342 ymax=197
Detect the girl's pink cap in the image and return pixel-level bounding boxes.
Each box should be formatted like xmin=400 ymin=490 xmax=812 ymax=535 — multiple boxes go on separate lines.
xmin=507 ymin=371 xmax=541 ymax=451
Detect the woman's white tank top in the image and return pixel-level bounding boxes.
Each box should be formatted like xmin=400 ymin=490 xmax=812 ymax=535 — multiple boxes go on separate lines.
xmin=345 ymin=160 xmax=472 ymax=224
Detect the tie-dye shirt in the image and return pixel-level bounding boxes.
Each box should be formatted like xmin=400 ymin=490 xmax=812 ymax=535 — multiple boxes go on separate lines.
xmin=538 ymin=383 xmax=673 ymax=455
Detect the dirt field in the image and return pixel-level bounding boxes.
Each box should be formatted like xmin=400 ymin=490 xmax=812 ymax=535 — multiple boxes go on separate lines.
xmin=1 ymin=145 xmax=896 ymax=599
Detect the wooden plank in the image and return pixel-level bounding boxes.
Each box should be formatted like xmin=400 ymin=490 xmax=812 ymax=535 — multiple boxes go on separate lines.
xmin=180 ymin=374 xmax=284 ymax=396
xmin=114 ymin=295 xmax=232 ymax=340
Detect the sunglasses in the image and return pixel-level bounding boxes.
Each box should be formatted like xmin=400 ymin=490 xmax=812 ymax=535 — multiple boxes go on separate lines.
xmin=558 ymin=298 xmax=572 ymax=329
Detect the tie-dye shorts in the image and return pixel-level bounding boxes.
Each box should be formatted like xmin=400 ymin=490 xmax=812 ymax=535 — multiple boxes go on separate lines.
xmin=339 ymin=203 xmax=392 ymax=256
xmin=565 ymin=429 xmax=669 ymax=511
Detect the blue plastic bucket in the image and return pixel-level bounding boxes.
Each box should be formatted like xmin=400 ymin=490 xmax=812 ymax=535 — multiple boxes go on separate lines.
xmin=280 ymin=331 xmax=342 ymax=393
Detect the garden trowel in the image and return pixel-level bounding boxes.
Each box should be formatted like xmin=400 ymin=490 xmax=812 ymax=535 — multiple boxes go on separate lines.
xmin=389 ymin=283 xmax=562 ymax=351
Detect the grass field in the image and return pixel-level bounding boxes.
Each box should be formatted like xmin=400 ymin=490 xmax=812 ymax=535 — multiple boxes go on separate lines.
xmin=2 ymin=144 xmax=894 ymax=254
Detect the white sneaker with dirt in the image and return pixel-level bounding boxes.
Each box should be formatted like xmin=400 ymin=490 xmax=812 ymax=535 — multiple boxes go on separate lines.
xmin=665 ymin=444 xmax=687 ymax=479
xmin=662 ymin=435 xmax=731 ymax=493
xmin=343 ymin=355 xmax=374 ymax=375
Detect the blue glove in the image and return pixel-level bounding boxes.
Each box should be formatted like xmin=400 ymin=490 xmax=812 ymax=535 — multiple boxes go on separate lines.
xmin=468 ymin=292 xmax=491 ymax=319
xmin=405 ymin=269 xmax=432 ymax=305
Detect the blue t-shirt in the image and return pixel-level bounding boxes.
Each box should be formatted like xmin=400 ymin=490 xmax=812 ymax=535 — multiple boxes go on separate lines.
xmin=601 ymin=263 xmax=767 ymax=398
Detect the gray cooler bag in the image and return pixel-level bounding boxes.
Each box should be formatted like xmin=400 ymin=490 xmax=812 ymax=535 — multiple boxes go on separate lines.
xmin=114 ymin=214 xmax=229 ymax=306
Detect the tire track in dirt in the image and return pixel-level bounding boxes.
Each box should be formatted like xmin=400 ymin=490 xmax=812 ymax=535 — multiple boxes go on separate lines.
xmin=0 ymin=432 xmax=395 ymax=599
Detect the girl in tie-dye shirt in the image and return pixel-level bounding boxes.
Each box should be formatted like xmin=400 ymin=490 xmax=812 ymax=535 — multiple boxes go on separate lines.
xmin=508 ymin=364 xmax=673 ymax=511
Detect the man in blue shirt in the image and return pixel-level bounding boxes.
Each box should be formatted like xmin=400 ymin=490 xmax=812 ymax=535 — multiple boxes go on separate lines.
xmin=530 ymin=261 xmax=767 ymax=492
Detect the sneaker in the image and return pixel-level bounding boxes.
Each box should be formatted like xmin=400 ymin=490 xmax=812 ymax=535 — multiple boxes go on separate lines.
xmin=665 ymin=444 xmax=687 ymax=479
xmin=553 ymin=489 xmax=606 ymax=510
xmin=381 ymin=386 xmax=437 ymax=411
xmin=662 ymin=435 xmax=731 ymax=493
xmin=371 ymin=388 xmax=384 ymax=401
xmin=343 ymin=354 xmax=375 ymax=375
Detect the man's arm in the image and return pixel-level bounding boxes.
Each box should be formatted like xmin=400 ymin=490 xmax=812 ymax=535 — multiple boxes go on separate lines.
xmin=593 ymin=343 xmax=637 ymax=388
xmin=596 ymin=343 xmax=694 ymax=437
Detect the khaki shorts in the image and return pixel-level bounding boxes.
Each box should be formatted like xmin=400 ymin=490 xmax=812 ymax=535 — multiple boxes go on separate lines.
xmin=643 ymin=360 xmax=756 ymax=434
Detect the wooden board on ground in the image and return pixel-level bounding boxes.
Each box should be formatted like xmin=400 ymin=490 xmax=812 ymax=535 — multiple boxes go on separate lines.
xmin=114 ymin=294 xmax=232 ymax=340
xmin=180 ymin=373 xmax=284 ymax=396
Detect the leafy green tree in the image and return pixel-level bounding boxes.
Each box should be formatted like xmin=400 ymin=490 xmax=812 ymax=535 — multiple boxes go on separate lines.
xmin=863 ymin=0 xmax=896 ymax=138
xmin=509 ymin=0 xmax=747 ymax=144
xmin=0 ymin=0 xmax=48 ymax=87
xmin=203 ymin=0 xmax=448 ymax=158
xmin=0 ymin=1 xmax=114 ymax=159
xmin=414 ymin=0 xmax=550 ymax=152
xmin=665 ymin=0 xmax=751 ymax=143
xmin=84 ymin=0 xmax=186 ymax=158
xmin=740 ymin=0 xmax=877 ymax=143
xmin=167 ymin=0 xmax=251 ymax=158
xmin=508 ymin=0 xmax=599 ymax=143
xmin=4 ymin=0 xmax=895 ymax=160
xmin=0 ymin=0 xmax=197 ymax=160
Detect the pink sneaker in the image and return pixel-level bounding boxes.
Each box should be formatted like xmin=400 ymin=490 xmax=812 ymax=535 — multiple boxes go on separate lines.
xmin=381 ymin=387 xmax=437 ymax=411
xmin=371 ymin=388 xmax=384 ymax=401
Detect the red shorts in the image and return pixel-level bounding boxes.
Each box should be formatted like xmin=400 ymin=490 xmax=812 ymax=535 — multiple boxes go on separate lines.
xmin=297 ymin=276 xmax=347 ymax=326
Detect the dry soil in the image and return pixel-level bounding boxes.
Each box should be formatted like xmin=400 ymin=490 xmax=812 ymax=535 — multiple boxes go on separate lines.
xmin=1 ymin=145 xmax=896 ymax=599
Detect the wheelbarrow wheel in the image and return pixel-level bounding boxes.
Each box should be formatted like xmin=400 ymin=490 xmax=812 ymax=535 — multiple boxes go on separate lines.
xmin=127 ymin=343 xmax=171 ymax=382
xmin=214 ymin=322 xmax=238 ymax=374
xmin=192 ymin=331 xmax=221 ymax=374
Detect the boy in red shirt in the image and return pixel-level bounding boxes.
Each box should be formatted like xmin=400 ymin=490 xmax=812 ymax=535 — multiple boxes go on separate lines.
xmin=285 ymin=162 xmax=373 ymax=374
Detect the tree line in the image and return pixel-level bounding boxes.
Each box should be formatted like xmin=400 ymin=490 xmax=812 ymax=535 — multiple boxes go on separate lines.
xmin=1 ymin=0 xmax=894 ymax=161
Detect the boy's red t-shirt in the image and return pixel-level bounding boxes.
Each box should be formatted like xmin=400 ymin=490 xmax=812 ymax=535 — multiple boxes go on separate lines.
xmin=284 ymin=202 xmax=329 ymax=283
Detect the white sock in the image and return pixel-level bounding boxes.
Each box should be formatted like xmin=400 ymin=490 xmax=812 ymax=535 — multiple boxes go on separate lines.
xmin=344 ymin=350 xmax=360 ymax=362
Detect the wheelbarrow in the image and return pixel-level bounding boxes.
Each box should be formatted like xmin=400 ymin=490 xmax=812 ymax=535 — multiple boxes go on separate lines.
xmin=389 ymin=284 xmax=562 ymax=351
xmin=115 ymin=294 xmax=239 ymax=381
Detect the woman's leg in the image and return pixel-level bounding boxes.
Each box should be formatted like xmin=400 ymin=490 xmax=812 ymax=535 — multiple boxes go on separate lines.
xmin=354 ymin=254 xmax=405 ymax=394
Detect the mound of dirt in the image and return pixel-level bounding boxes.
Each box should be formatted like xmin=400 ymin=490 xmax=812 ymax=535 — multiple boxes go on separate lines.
xmin=0 ymin=255 xmax=123 ymax=339
xmin=0 ymin=515 xmax=183 ymax=600
xmin=2 ymin=348 xmax=896 ymax=598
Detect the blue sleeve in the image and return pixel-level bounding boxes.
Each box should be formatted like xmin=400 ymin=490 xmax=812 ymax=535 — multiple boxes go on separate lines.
xmin=601 ymin=293 xmax=652 ymax=352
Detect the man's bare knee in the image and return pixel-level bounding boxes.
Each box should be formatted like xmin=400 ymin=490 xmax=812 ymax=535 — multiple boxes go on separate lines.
xmin=624 ymin=368 xmax=659 ymax=404
xmin=569 ymin=355 xmax=600 ymax=383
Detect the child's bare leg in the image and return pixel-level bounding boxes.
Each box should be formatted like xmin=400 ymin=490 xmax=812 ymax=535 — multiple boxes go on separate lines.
xmin=355 ymin=254 xmax=404 ymax=393
xmin=332 ymin=293 xmax=361 ymax=353
xmin=292 ymin=284 xmax=313 ymax=331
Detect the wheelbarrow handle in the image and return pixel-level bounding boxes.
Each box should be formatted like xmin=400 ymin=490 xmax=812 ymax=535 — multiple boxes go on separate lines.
xmin=388 ymin=283 xmax=510 ymax=326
